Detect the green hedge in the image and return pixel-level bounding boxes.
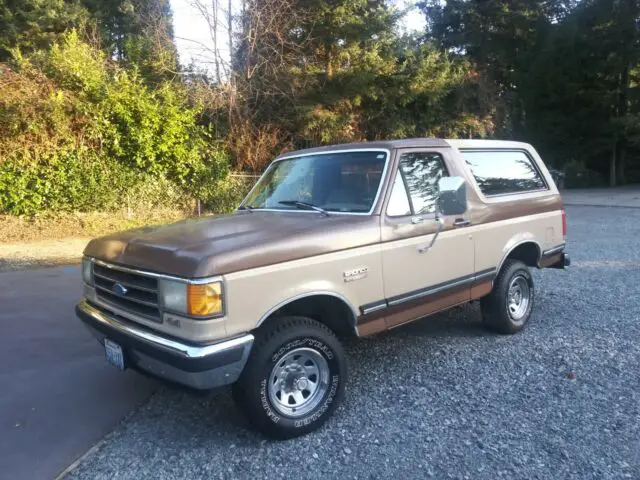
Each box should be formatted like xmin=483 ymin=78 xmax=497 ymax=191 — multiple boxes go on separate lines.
xmin=0 ymin=152 xmax=197 ymax=215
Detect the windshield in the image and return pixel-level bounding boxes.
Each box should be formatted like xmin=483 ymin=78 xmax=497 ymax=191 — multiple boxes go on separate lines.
xmin=242 ymin=151 xmax=388 ymax=213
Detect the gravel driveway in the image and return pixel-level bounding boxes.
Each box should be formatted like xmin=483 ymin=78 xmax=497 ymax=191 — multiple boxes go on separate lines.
xmin=66 ymin=205 xmax=640 ymax=480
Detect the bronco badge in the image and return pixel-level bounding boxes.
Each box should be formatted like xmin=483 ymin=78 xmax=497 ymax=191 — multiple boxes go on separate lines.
xmin=343 ymin=267 xmax=368 ymax=282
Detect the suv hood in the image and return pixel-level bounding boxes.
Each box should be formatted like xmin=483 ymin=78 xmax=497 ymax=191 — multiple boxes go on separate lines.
xmin=84 ymin=211 xmax=380 ymax=278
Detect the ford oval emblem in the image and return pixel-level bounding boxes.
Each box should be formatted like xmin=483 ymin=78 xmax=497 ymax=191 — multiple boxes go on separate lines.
xmin=112 ymin=283 xmax=128 ymax=296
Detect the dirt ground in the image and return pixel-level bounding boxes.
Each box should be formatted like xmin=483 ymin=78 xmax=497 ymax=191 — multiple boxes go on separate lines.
xmin=0 ymin=210 xmax=188 ymax=272
xmin=0 ymin=237 xmax=92 ymax=272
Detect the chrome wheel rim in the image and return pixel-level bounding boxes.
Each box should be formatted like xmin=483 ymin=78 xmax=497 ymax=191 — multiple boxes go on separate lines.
xmin=268 ymin=347 xmax=330 ymax=417
xmin=507 ymin=275 xmax=531 ymax=322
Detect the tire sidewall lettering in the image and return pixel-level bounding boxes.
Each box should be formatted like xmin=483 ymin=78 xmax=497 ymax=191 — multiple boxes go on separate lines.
xmin=261 ymin=336 xmax=339 ymax=428
xmin=271 ymin=337 xmax=334 ymax=363
xmin=259 ymin=379 xmax=281 ymax=424
xmin=293 ymin=374 xmax=340 ymax=428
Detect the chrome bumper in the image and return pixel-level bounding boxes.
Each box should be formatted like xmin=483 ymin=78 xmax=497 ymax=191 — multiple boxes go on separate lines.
xmin=75 ymin=300 xmax=254 ymax=390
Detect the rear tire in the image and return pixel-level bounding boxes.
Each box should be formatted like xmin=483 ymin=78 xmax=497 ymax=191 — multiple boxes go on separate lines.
xmin=481 ymin=260 xmax=534 ymax=334
xmin=232 ymin=316 xmax=346 ymax=439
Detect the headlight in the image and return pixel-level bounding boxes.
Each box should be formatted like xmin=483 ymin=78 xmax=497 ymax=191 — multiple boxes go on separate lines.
xmin=159 ymin=279 xmax=224 ymax=318
xmin=82 ymin=258 xmax=93 ymax=285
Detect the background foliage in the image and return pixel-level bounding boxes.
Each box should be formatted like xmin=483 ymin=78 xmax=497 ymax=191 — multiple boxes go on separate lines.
xmin=0 ymin=29 xmax=228 ymax=215
xmin=1 ymin=0 xmax=639 ymax=218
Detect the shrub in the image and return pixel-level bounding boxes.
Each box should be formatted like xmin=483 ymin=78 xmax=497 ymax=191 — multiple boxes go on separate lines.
xmin=1 ymin=151 xmax=138 ymax=215
xmin=0 ymin=31 xmax=230 ymax=216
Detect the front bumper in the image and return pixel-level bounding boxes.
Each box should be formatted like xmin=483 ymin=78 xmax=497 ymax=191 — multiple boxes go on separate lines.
xmin=76 ymin=300 xmax=254 ymax=390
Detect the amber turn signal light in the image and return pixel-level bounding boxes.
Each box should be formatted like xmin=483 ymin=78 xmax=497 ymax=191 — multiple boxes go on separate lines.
xmin=187 ymin=282 xmax=224 ymax=317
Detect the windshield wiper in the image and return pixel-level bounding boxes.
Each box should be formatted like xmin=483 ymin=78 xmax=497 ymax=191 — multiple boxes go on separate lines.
xmin=278 ymin=200 xmax=330 ymax=216
xmin=238 ymin=205 xmax=255 ymax=211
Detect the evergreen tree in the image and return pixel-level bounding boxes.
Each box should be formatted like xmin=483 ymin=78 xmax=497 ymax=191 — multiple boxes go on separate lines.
xmin=423 ymin=0 xmax=640 ymax=185
xmin=0 ymin=0 xmax=88 ymax=60
xmin=82 ymin=0 xmax=178 ymax=82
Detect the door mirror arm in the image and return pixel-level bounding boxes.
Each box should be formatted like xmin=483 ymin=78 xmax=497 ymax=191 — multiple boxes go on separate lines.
xmin=417 ymin=202 xmax=444 ymax=253
xmin=417 ymin=176 xmax=468 ymax=254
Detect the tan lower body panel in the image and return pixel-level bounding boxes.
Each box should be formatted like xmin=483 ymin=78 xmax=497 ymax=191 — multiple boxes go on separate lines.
xmin=357 ymin=279 xmax=494 ymax=336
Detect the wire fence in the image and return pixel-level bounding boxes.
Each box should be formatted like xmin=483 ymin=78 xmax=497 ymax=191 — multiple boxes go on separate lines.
xmin=194 ymin=172 xmax=261 ymax=216
xmin=230 ymin=173 xmax=262 ymax=182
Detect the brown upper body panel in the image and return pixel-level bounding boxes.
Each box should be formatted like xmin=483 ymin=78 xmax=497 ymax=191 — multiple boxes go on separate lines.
xmin=83 ymin=211 xmax=380 ymax=278
xmin=275 ymin=138 xmax=449 ymax=158
xmin=466 ymin=193 xmax=563 ymax=225
xmin=84 ymin=139 xmax=564 ymax=280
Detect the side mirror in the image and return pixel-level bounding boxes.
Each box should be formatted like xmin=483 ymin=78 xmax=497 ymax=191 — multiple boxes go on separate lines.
xmin=437 ymin=176 xmax=467 ymax=216
xmin=416 ymin=176 xmax=468 ymax=254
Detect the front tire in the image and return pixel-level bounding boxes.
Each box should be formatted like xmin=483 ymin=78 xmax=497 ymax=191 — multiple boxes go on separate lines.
xmin=232 ymin=316 xmax=346 ymax=439
xmin=481 ymin=260 xmax=535 ymax=334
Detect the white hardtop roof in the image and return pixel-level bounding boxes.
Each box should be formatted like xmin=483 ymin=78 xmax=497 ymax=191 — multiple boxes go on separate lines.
xmin=445 ymin=139 xmax=533 ymax=150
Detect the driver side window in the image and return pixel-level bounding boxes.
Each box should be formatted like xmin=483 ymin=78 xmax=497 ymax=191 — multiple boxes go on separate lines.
xmin=386 ymin=152 xmax=449 ymax=217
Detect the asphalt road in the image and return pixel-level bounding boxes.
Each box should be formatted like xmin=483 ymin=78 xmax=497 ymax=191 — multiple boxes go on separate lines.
xmin=4 ymin=204 xmax=640 ymax=479
xmin=0 ymin=266 xmax=158 ymax=479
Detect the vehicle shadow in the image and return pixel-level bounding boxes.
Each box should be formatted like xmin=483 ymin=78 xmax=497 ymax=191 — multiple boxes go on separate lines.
xmin=142 ymin=302 xmax=492 ymax=445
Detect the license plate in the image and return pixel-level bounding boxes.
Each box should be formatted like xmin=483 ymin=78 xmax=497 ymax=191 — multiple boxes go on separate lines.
xmin=104 ymin=338 xmax=125 ymax=370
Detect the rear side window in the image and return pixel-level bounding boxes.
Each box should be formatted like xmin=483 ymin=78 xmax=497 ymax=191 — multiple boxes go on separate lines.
xmin=462 ymin=150 xmax=547 ymax=196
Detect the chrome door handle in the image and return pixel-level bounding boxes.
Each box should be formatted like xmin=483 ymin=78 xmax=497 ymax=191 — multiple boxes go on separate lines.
xmin=454 ymin=218 xmax=471 ymax=227
xmin=411 ymin=216 xmax=424 ymax=224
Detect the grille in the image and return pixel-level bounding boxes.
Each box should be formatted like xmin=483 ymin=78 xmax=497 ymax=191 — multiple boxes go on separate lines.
xmin=92 ymin=263 xmax=161 ymax=322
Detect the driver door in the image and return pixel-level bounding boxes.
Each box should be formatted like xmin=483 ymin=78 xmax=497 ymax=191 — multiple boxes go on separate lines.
xmin=381 ymin=149 xmax=475 ymax=329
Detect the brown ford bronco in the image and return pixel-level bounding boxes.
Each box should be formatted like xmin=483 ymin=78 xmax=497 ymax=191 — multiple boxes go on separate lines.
xmin=76 ymin=138 xmax=569 ymax=438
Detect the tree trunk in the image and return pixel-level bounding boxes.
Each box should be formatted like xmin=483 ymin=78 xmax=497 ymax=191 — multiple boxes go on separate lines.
xmin=325 ymin=43 xmax=333 ymax=79
xmin=243 ymin=0 xmax=250 ymax=80
xmin=614 ymin=0 xmax=633 ymax=186
xmin=610 ymin=139 xmax=617 ymax=187
xmin=228 ymin=0 xmax=233 ymax=60
xmin=618 ymin=141 xmax=626 ymax=185
xmin=213 ymin=0 xmax=221 ymax=84
xmin=617 ymin=60 xmax=630 ymax=187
